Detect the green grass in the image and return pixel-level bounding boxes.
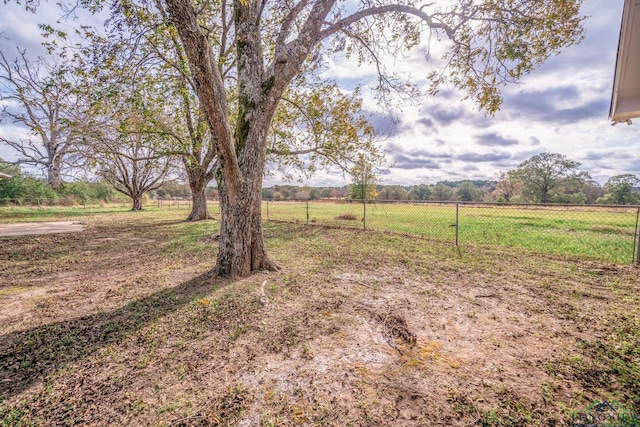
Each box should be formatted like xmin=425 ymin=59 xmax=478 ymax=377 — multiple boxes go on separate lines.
xmin=263 ymin=201 xmax=640 ymax=264
xmin=2 ymin=200 xmax=638 ymax=263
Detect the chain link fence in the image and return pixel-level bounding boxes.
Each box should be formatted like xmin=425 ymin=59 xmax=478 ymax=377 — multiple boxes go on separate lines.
xmin=262 ymin=199 xmax=640 ymax=265
xmin=0 ymin=197 xmax=201 ymax=210
xmin=0 ymin=197 xmax=133 ymax=209
xmin=4 ymin=196 xmax=638 ymax=264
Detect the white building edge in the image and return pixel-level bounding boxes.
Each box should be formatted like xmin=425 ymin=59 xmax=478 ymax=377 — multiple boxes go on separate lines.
xmin=610 ymin=0 xmax=640 ymax=124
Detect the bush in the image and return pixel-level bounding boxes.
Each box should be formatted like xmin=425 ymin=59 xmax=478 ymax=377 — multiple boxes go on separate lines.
xmin=88 ymin=180 xmax=115 ymax=202
xmin=59 ymin=181 xmax=91 ymax=204
xmin=335 ymin=213 xmax=358 ymax=221
xmin=0 ymin=176 xmax=57 ymax=202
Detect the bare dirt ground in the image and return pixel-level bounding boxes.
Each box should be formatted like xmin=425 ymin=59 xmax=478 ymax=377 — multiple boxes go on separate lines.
xmin=0 ymin=221 xmax=83 ymax=237
xmin=1 ymin=211 xmax=639 ymax=426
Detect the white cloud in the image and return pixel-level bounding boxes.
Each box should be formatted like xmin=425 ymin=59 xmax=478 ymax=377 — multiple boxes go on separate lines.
xmin=1 ymin=0 xmax=639 ymax=187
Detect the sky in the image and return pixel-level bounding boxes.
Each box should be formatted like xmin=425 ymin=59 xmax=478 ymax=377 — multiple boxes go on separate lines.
xmin=0 ymin=0 xmax=637 ymax=187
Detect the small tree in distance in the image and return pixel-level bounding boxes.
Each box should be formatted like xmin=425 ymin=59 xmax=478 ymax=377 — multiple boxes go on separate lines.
xmin=349 ymin=156 xmax=378 ymax=200
xmin=97 ymin=134 xmax=174 ymax=210
xmin=456 ymin=181 xmax=479 ymax=202
xmin=494 ymin=171 xmax=519 ymax=202
xmin=432 ymin=184 xmax=453 ymax=201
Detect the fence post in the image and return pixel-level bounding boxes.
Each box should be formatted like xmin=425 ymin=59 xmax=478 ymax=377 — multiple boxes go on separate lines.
xmin=37 ymin=198 xmax=40 ymax=210
xmin=266 ymin=200 xmax=269 ymax=221
xmin=455 ymin=203 xmax=459 ymax=247
xmin=363 ymin=199 xmax=367 ymax=230
xmin=634 ymin=207 xmax=640 ymax=265
xmin=306 ymin=200 xmax=309 ymax=225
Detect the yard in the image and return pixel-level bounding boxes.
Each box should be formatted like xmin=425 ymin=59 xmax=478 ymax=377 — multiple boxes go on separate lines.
xmin=266 ymin=201 xmax=640 ymax=264
xmin=1 ymin=208 xmax=639 ymax=426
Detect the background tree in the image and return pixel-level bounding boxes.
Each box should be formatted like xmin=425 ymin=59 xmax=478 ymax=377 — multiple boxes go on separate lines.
xmin=455 ymin=181 xmax=479 ymax=202
xmin=582 ymin=179 xmax=605 ymax=205
xmin=0 ymin=174 xmax=56 ymax=201
xmin=96 ymin=132 xmax=173 ymax=210
xmin=377 ymin=185 xmax=407 ymax=200
xmin=0 ymin=50 xmax=84 ymax=188
xmin=512 ymin=153 xmax=584 ymax=203
xmin=81 ymin=70 xmax=176 ymax=211
xmin=406 ymin=184 xmax=431 ymax=201
xmin=548 ymin=171 xmax=591 ymax=204
xmin=432 ymin=183 xmax=453 ymax=201
xmin=494 ymin=171 xmax=519 ymax=202
xmin=598 ymin=174 xmax=640 ymax=205
xmin=349 ymin=156 xmax=378 ymax=200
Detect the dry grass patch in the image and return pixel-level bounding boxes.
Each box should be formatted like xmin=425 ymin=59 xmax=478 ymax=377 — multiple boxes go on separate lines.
xmin=1 ymin=211 xmax=639 ymax=426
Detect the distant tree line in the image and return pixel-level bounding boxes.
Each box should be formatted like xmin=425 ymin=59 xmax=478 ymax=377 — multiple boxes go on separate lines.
xmin=261 ymin=182 xmax=494 ymax=202
xmin=3 ymin=153 xmax=639 ymax=206
xmin=494 ymin=153 xmax=639 ymax=205
xmin=260 ymin=153 xmax=639 ymax=206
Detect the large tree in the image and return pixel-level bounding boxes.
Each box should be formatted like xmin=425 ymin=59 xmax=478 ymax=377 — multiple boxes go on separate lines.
xmin=71 ymin=3 xmax=386 ymax=222
xmin=67 ymin=21 xmax=220 ymax=220
xmin=0 ymin=50 xmax=84 ymax=188
xmin=165 ymin=0 xmax=584 ymax=277
xmin=53 ymin=0 xmax=583 ymax=277
xmin=512 ymin=152 xmax=584 ymax=203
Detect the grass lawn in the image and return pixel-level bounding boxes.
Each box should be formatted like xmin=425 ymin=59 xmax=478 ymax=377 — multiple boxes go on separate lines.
xmin=1 ymin=209 xmax=639 ymax=426
xmin=264 ymin=201 xmax=640 ymax=264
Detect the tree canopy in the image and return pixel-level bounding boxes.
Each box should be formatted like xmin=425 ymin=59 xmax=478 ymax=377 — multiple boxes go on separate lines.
xmin=599 ymin=174 xmax=640 ymax=205
xmin=4 ymin=0 xmax=587 ymax=277
xmin=511 ymin=152 xmax=586 ymax=204
xmin=0 ymin=50 xmax=84 ymax=187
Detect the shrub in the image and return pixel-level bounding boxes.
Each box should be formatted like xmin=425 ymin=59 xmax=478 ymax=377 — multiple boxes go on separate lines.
xmin=89 ymin=180 xmax=115 ymax=202
xmin=335 ymin=213 xmax=358 ymax=220
xmin=0 ymin=176 xmax=57 ymax=202
xmin=60 ymin=181 xmax=91 ymax=204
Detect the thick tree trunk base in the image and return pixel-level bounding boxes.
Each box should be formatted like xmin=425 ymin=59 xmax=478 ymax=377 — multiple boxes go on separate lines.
xmin=131 ymin=195 xmax=144 ymax=211
xmin=186 ymin=211 xmax=214 ymax=221
xmin=211 ymin=252 xmax=279 ymax=278
xmin=187 ymin=189 xmax=213 ymax=221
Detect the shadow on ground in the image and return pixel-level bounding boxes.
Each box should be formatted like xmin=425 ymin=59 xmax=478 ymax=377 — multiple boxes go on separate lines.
xmin=0 ymin=272 xmax=224 ymax=399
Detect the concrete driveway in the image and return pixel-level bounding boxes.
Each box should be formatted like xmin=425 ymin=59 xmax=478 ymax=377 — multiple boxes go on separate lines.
xmin=0 ymin=221 xmax=83 ymax=237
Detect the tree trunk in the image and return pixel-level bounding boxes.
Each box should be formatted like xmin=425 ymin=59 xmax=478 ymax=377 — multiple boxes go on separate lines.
xmin=132 ymin=193 xmax=143 ymax=210
xmin=541 ymin=189 xmax=548 ymax=204
xmin=213 ymin=166 xmax=277 ymax=278
xmin=187 ymin=184 xmax=212 ymax=221
xmin=47 ymin=160 xmax=62 ymax=189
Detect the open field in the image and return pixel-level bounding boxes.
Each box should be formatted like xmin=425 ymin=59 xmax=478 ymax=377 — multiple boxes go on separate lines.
xmin=1 ymin=208 xmax=639 ymax=426
xmin=264 ymin=201 xmax=640 ymax=265
xmin=3 ymin=200 xmax=638 ymax=264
